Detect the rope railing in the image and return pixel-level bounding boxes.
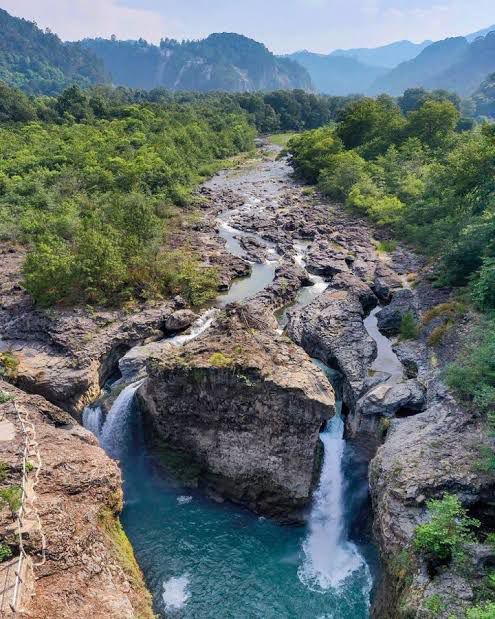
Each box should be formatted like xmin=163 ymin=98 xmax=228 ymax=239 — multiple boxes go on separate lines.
xmin=0 ymin=400 xmax=46 ymax=616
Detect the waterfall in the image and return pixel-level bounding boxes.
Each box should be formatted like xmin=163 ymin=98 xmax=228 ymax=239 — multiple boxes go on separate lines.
xmin=82 ymin=405 xmax=104 ymax=439
xmin=99 ymin=380 xmax=144 ymax=460
xmin=167 ymin=309 xmax=219 ymax=348
xmin=298 ymin=413 xmax=369 ymax=592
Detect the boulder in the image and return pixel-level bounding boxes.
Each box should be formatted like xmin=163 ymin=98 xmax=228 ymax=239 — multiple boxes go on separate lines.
xmin=287 ymin=287 xmax=377 ymax=406
xmin=376 ymin=288 xmax=418 ymax=336
xmin=164 ymin=309 xmax=197 ymax=333
xmin=138 ymin=308 xmax=335 ymax=522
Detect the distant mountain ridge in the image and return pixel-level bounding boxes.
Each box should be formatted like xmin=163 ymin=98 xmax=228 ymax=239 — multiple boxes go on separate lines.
xmin=82 ymin=34 xmax=312 ymax=92
xmin=329 ymin=39 xmax=432 ymax=69
xmin=371 ymin=31 xmax=495 ymax=96
xmin=287 ymin=51 xmax=386 ymax=95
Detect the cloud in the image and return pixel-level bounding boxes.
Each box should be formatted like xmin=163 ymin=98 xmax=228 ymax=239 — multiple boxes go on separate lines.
xmin=1 ymin=0 xmax=178 ymax=42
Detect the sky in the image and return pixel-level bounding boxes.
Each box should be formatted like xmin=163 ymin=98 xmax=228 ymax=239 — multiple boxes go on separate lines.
xmin=3 ymin=0 xmax=495 ymax=54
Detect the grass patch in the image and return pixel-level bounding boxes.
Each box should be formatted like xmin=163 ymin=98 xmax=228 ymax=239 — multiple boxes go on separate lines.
xmin=376 ymin=240 xmax=398 ymax=253
xmin=208 ymin=352 xmax=234 ymax=368
xmin=422 ymin=302 xmax=466 ymax=326
xmin=268 ymin=132 xmax=299 ymax=147
xmin=428 ymin=323 xmax=453 ymax=346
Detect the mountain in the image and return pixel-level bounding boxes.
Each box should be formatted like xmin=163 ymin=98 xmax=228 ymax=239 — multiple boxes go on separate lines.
xmin=370 ymin=37 xmax=469 ymax=96
xmin=286 ymin=51 xmax=386 ymax=95
xmin=466 ymin=25 xmax=495 ymax=42
xmin=0 ymin=8 xmax=107 ymax=95
xmin=83 ymin=34 xmax=312 ymax=92
xmin=329 ymin=39 xmax=432 ymax=69
xmin=372 ymin=31 xmax=495 ymax=97
xmin=431 ymin=31 xmax=495 ymax=96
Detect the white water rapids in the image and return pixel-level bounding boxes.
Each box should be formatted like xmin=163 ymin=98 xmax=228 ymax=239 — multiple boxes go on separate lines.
xmin=299 ymin=413 xmax=370 ymax=592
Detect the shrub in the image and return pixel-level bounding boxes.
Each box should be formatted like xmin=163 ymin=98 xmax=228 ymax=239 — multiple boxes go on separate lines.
xmin=376 ymin=240 xmax=398 ymax=253
xmin=0 ymin=352 xmax=20 ymax=380
xmin=208 ymin=352 xmax=233 ymax=368
xmin=400 ymin=312 xmax=419 ymax=340
xmin=472 ymin=258 xmax=495 ymax=311
xmin=0 ymin=462 xmax=9 ymax=483
xmin=413 ymin=494 xmax=480 ymax=564
xmin=423 ymin=595 xmax=444 ymax=617
xmin=445 ymin=320 xmax=495 ymax=415
xmin=467 ymin=602 xmax=495 ymax=619
xmin=0 ymin=485 xmax=23 ymax=519
xmin=0 ymin=542 xmax=12 ymax=563
xmin=318 ymin=150 xmax=367 ymax=200
xmin=0 ymin=390 xmax=14 ymax=404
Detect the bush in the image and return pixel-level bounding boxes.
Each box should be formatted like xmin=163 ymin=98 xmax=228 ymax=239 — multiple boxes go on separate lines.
xmin=467 ymin=602 xmax=495 ymax=619
xmin=445 ymin=320 xmax=495 ymax=415
xmin=413 ymin=494 xmax=480 ymax=564
xmin=0 ymin=542 xmax=12 ymax=563
xmin=472 ymin=258 xmax=495 ymax=311
xmin=0 ymin=352 xmax=19 ymax=380
xmin=318 ymin=150 xmax=367 ymax=200
xmin=0 ymin=485 xmax=23 ymax=519
xmin=400 ymin=312 xmax=419 ymax=340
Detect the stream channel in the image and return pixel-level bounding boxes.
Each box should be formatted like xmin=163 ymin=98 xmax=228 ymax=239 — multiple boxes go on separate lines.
xmin=83 ymin=156 xmax=404 ymax=619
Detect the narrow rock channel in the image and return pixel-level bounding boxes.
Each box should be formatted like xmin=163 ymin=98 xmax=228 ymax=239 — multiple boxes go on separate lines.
xmin=81 ymin=143 xmax=414 ymax=618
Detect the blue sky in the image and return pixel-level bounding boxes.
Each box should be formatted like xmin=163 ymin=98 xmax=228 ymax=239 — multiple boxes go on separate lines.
xmin=3 ymin=0 xmax=495 ymax=53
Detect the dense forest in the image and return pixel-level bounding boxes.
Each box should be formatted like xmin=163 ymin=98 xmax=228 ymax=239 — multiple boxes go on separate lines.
xmin=0 ymin=84 xmax=256 ymax=306
xmin=0 ymin=8 xmax=107 ymax=95
xmin=0 ymin=83 xmax=358 ymax=306
xmin=287 ymin=93 xmax=495 ymax=437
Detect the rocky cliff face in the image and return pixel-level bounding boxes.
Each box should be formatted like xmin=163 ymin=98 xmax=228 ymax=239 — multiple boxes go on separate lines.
xmin=0 ymin=381 xmax=153 ymax=619
xmin=138 ymin=306 xmax=335 ymax=521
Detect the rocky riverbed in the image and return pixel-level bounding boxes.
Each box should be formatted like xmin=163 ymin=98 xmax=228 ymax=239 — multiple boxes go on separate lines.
xmin=1 ymin=141 xmax=494 ymax=618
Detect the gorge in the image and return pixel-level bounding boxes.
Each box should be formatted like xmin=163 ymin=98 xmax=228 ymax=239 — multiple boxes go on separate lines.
xmin=2 ymin=140 xmax=494 ymax=619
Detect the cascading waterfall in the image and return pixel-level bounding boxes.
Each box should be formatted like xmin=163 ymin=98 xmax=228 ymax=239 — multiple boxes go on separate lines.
xmin=100 ymin=380 xmax=144 ymax=460
xmin=82 ymin=192 xmax=376 ymax=618
xmin=298 ymin=413 xmax=370 ymax=592
xmin=82 ymin=404 xmax=104 ymax=439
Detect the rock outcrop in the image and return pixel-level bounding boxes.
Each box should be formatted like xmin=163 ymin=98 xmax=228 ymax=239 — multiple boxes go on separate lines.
xmin=287 ymin=283 xmax=377 ymax=407
xmin=370 ymin=387 xmax=495 ymax=618
xmin=138 ymin=306 xmax=335 ymax=521
xmin=0 ymin=381 xmax=153 ymax=619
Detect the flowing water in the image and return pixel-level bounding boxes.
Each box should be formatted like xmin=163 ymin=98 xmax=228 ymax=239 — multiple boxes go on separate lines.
xmin=83 ymin=164 xmax=379 ymax=618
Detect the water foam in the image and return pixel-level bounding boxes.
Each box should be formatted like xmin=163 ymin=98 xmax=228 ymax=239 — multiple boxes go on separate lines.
xmin=298 ymin=416 xmax=369 ymax=592
xmin=162 ymin=575 xmax=190 ymax=610
xmin=99 ymin=380 xmax=144 ymax=460
xmin=82 ymin=405 xmax=104 ymax=438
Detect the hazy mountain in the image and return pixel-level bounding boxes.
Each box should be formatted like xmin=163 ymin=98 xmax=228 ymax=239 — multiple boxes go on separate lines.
xmin=329 ymin=39 xmax=432 ymax=69
xmin=432 ymin=31 xmax=495 ymax=95
xmin=0 ymin=8 xmax=107 ymax=95
xmin=286 ymin=51 xmax=386 ymax=95
xmin=371 ymin=37 xmax=469 ymax=96
xmin=466 ymin=25 xmax=495 ymax=42
xmin=83 ymin=34 xmax=313 ymax=92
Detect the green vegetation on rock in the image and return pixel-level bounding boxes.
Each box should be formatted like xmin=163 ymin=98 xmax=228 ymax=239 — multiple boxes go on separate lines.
xmin=413 ymin=494 xmax=480 ymax=564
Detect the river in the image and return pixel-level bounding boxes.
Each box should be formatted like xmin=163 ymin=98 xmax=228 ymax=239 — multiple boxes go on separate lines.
xmin=82 ymin=148 xmax=402 ymax=618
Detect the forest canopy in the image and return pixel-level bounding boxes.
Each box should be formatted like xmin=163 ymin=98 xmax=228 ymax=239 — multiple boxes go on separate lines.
xmin=287 ymin=95 xmax=495 ymax=311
